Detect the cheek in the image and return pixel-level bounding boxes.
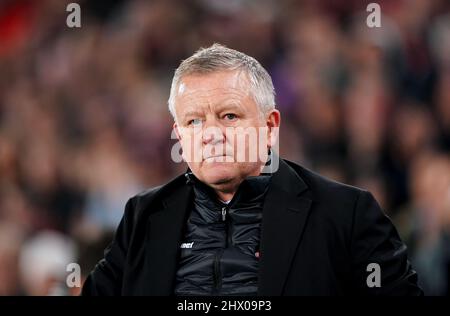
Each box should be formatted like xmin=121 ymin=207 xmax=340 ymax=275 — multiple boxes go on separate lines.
xmin=179 ymin=130 xmax=200 ymax=146
xmin=179 ymin=131 xmax=203 ymax=162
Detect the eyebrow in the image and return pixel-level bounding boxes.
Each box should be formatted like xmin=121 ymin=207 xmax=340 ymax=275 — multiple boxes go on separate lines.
xmin=178 ymin=97 xmax=247 ymax=121
xmin=180 ymin=110 xmax=204 ymax=121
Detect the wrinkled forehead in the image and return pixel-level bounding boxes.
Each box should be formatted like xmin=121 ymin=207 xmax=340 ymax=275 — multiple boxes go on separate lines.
xmin=176 ymin=69 xmax=252 ymax=103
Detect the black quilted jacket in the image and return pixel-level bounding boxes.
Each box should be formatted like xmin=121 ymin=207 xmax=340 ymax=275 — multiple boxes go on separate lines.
xmin=174 ymin=172 xmax=271 ymax=295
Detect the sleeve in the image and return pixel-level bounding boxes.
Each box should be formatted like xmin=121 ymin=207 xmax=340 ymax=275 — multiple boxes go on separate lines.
xmin=350 ymin=190 xmax=423 ymax=295
xmin=81 ymin=198 xmax=136 ymax=296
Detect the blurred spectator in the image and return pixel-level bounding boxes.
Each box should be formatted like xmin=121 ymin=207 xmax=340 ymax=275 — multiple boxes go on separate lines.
xmin=18 ymin=231 xmax=77 ymax=296
xmin=0 ymin=223 xmax=25 ymax=295
xmin=394 ymin=152 xmax=450 ymax=296
xmin=0 ymin=0 xmax=449 ymax=295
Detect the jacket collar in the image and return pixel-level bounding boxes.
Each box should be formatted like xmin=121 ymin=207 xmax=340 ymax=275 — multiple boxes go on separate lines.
xmin=186 ymin=170 xmax=272 ymax=213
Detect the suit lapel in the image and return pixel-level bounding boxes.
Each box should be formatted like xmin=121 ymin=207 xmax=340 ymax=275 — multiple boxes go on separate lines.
xmin=142 ymin=184 xmax=192 ymax=295
xmin=258 ymin=160 xmax=312 ymax=295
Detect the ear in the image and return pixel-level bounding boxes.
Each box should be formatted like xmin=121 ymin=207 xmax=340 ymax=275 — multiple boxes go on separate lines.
xmin=266 ymin=109 xmax=281 ymax=148
xmin=173 ymin=122 xmax=182 ymax=141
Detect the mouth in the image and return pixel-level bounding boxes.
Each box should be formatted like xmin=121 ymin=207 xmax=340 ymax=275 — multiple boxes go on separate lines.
xmin=203 ymin=154 xmax=233 ymax=162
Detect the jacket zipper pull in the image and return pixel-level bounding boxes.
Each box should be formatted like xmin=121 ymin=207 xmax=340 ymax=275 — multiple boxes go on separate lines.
xmin=221 ymin=207 xmax=227 ymax=221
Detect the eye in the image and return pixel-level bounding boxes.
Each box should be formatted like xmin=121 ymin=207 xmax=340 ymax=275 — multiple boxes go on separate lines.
xmin=188 ymin=118 xmax=202 ymax=126
xmin=224 ymin=113 xmax=237 ymax=121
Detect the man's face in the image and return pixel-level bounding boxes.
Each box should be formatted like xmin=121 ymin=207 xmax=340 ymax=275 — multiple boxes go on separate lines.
xmin=173 ymin=70 xmax=279 ymax=194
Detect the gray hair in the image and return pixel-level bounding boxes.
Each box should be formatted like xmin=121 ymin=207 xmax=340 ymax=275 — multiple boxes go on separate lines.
xmin=168 ymin=43 xmax=276 ymax=120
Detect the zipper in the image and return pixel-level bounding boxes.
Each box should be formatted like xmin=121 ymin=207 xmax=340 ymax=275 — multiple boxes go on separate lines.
xmin=221 ymin=206 xmax=227 ymax=221
xmin=212 ymin=207 xmax=228 ymax=294
xmin=226 ymin=217 xmax=232 ymax=247
xmin=221 ymin=206 xmax=234 ymax=247
xmin=212 ymin=249 xmax=223 ymax=294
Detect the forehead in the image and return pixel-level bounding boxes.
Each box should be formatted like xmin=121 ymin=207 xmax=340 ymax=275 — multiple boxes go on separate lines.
xmin=176 ymin=70 xmax=251 ymax=106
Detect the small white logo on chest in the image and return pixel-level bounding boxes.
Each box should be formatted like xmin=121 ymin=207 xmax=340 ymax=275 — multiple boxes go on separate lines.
xmin=180 ymin=242 xmax=194 ymax=249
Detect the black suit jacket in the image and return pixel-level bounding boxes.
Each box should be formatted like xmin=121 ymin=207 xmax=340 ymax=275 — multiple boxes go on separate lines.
xmin=82 ymin=159 xmax=422 ymax=295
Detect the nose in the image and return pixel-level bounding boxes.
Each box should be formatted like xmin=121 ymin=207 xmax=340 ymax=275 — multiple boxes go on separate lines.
xmin=201 ymin=117 xmax=225 ymax=146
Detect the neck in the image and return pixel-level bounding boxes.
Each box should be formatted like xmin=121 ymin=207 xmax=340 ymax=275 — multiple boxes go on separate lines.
xmin=215 ymin=190 xmax=235 ymax=202
xmin=191 ymin=162 xmax=268 ymax=203
xmin=212 ymin=167 xmax=264 ymax=202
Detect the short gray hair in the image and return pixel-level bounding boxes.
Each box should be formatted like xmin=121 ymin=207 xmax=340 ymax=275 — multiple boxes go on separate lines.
xmin=168 ymin=43 xmax=276 ymax=120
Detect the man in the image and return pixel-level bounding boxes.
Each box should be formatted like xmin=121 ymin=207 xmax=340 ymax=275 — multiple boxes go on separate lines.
xmin=82 ymin=44 xmax=422 ymax=296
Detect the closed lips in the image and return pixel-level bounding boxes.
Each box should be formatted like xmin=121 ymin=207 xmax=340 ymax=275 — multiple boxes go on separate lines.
xmin=203 ymin=154 xmax=232 ymax=160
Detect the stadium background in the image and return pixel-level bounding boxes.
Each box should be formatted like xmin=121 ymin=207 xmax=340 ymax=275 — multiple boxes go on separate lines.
xmin=0 ymin=0 xmax=449 ymax=295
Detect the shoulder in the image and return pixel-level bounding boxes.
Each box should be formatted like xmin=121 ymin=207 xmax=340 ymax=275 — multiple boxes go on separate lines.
xmin=283 ymin=159 xmax=379 ymax=227
xmin=284 ymin=159 xmax=366 ymax=202
xmin=126 ymin=172 xmax=188 ymax=219
xmin=283 ymin=160 xmax=387 ymax=248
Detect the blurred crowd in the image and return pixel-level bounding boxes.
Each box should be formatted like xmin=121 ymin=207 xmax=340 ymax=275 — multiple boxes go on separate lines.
xmin=0 ymin=0 xmax=449 ymax=296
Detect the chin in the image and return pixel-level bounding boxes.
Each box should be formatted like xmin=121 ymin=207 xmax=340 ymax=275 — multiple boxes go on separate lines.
xmin=200 ymin=163 xmax=238 ymax=185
